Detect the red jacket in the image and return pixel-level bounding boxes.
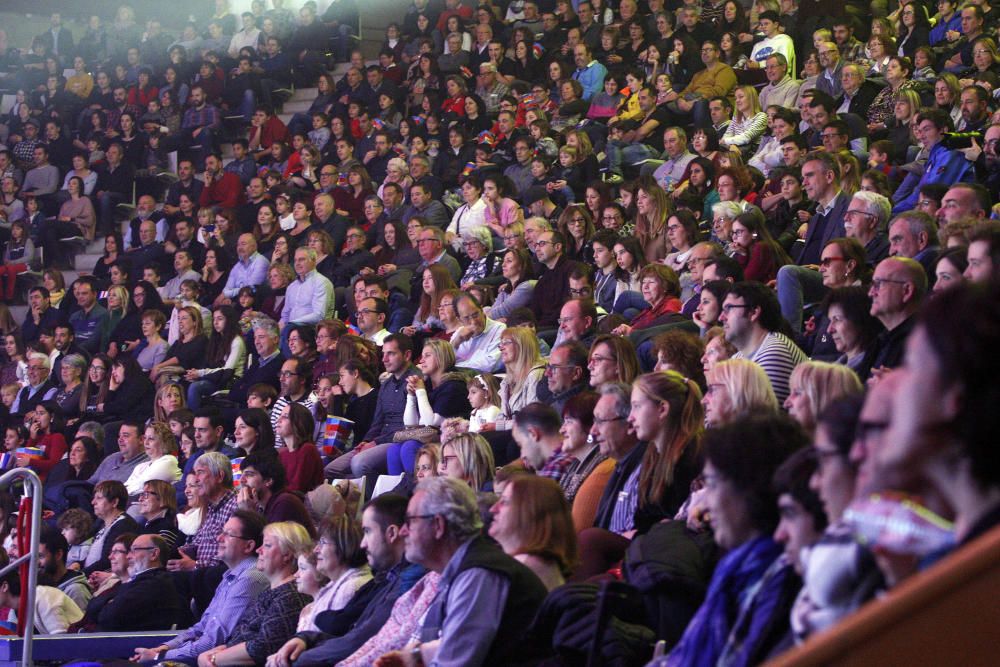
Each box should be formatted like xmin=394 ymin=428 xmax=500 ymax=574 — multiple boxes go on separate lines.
xmin=200 ymin=172 xmax=246 ymax=209
xmin=26 ymin=432 xmax=67 ymax=481
xmin=248 ymin=115 xmax=290 ymax=150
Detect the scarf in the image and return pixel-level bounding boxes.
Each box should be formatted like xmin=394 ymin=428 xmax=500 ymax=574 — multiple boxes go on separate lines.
xmin=666 ymin=536 xmax=783 ymax=667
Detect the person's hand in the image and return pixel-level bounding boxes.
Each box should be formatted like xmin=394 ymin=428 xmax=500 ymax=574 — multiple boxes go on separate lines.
xmin=131 ymin=645 xmax=168 ymax=663
xmin=961 ymin=137 xmax=983 ymax=163
xmin=363 ymin=150 xmax=377 ymax=163
xmin=124 ymin=339 xmax=141 ymax=352
xmin=14 ymin=454 xmax=30 ymax=468
xmin=551 ymin=179 xmax=567 ymax=190
xmin=370 ymin=244 xmax=383 ymax=256
xmin=677 ymin=97 xmax=693 ymax=112
xmin=946 ymin=29 xmax=961 ymax=42
xmin=796 ymin=208 xmax=812 ymax=223
xmin=87 ymin=569 xmax=113 ymax=589
xmin=184 ymin=369 xmax=200 ymax=381
xmin=406 ymin=375 xmax=425 ymax=393
xmin=378 ymin=263 xmax=397 ymax=275
xmin=612 ymin=323 xmax=633 ymax=336
xmin=28 ymin=419 xmax=40 ymax=439
xmin=867 ymin=365 xmax=890 ymax=387
xmin=167 ymin=552 xmax=197 ymax=572
xmin=374 ymin=649 xmax=415 ymax=667
xmin=400 ymin=326 xmax=417 ymax=337
xmin=477 ymin=422 xmax=496 ymax=432
xmin=803 ymin=316 xmax=816 ymax=336
xmin=355 ymin=440 xmax=375 ymax=452
xmin=686 ymin=487 xmax=710 ymax=532
xmin=267 ymin=638 xmax=307 ymax=667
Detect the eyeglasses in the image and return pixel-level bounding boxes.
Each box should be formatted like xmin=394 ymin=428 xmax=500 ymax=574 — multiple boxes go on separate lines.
xmin=602 ymin=214 xmax=623 ymax=221
xmin=546 ymin=363 xmax=579 ymax=372
xmin=589 ymin=354 xmax=615 ymax=363
xmin=356 ymin=308 xmax=380 ymax=316
xmin=534 ymin=239 xmax=557 ymax=247
xmin=844 ymin=210 xmax=875 ymax=220
xmin=130 ymin=545 xmax=157 ymax=552
xmin=110 ymin=548 xmax=129 ymax=555
xmin=569 ymin=217 xmax=586 ymax=224
xmin=138 ymin=491 xmax=160 ymax=498
xmin=568 ymin=287 xmax=591 ymax=297
xmin=404 ymin=513 xmax=437 ymax=527
xmin=220 ymin=529 xmax=251 ymax=540
xmin=819 ymin=256 xmax=845 ymax=266
xmin=498 ymin=339 xmax=514 ymax=348
xmin=593 ymin=415 xmax=626 ymax=425
xmin=721 ymin=303 xmax=750 ymax=314
xmin=279 ymin=370 xmax=300 ymax=377
xmin=870 ymin=278 xmax=908 ymax=291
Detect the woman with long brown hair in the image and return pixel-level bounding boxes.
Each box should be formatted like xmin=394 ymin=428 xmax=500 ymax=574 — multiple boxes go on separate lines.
xmin=634 ymin=176 xmax=672 ymax=263
xmin=402 ymin=264 xmax=458 ymax=337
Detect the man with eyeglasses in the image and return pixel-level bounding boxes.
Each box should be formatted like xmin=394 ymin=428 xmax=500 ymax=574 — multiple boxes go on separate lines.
xmin=11 ymin=352 xmax=57 ymax=417
xmin=451 ymin=291 xmax=506 ymax=372
xmin=408 ymin=227 xmax=462 ymax=308
xmin=378 ymin=476 xmax=546 ymax=667
xmin=843 ymin=191 xmax=891 ymax=265
xmin=720 ymin=282 xmax=806 ymax=403
xmin=865 ymin=257 xmax=927 ymax=381
xmin=359 ymin=275 xmax=413 ymax=334
xmin=270 ymin=358 xmax=316 ymax=447
xmin=538 ymin=340 xmax=590 ymax=413
xmin=356 ymin=296 xmax=391 ymax=345
xmin=553 ymin=298 xmax=598 ymax=350
xmin=97 ymin=533 xmax=189 ymax=632
xmin=760 ymin=54 xmax=801 ymax=111
xmin=529 ymin=230 xmax=579 ymax=334
xmin=815 ymin=41 xmax=843 ymax=99
xmin=590 ymin=383 xmax=643 ymax=535
xmin=136 ymin=510 xmax=269 ymax=663
xmin=961 ymin=124 xmax=1000 ymax=199
xmin=667 ymin=41 xmax=736 ymax=129
xmin=504 ymin=137 xmax=535 ymax=199
xmin=887 ymin=211 xmax=940 ymax=280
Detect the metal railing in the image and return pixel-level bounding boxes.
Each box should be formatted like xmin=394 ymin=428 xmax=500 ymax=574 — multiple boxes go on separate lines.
xmin=0 ymin=469 xmax=42 ymax=667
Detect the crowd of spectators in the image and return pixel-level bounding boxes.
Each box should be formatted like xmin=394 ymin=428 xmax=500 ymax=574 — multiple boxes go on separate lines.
xmin=0 ymin=0 xmax=997 ymax=663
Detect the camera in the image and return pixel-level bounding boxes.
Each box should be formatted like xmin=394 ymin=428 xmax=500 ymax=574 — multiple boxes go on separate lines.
xmin=941 ymin=131 xmax=984 ymax=151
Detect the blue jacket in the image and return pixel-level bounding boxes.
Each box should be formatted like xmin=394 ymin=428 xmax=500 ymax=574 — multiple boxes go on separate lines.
xmin=892 ymin=142 xmax=975 ymax=216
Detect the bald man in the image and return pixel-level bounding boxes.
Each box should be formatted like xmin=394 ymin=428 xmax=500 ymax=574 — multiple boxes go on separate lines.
xmin=218 ymin=233 xmax=271 ymax=304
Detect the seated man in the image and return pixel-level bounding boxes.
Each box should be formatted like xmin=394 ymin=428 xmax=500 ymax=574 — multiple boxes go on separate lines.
xmin=38 ymin=527 xmax=92 ymax=612
xmin=451 ymin=292 xmax=506 ymax=372
xmin=280 ymin=247 xmax=334 ymax=353
xmin=169 ymin=451 xmax=239 ymax=572
xmin=133 ymin=511 xmax=269 ymax=664
xmin=96 ymin=534 xmax=190 ymax=631
xmin=325 ymin=335 xmax=419 ymax=479
xmin=0 ymin=564 xmax=82 ymax=634
xmin=379 ymin=477 xmax=547 ymax=665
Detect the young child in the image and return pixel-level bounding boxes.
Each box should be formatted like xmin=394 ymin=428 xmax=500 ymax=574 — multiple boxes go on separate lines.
xmin=309 ymin=112 xmax=331 ymax=152
xmin=549 ymin=144 xmax=582 ymax=204
xmin=246 ymin=383 xmax=278 ymax=412
xmin=466 ymin=374 xmax=501 ymax=432
xmin=770 ymin=168 xmax=813 ymax=250
xmin=57 ymin=509 xmax=94 ymax=569
xmin=224 ymin=138 xmax=257 ymax=186
xmin=167 ymin=408 xmax=195 ymax=442
xmin=1 ymin=386 xmax=20 ymax=415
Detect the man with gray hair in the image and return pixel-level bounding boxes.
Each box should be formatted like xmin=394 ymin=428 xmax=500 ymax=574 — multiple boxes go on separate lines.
xmin=11 ymin=352 xmax=57 ymax=417
xmin=280 ymin=246 xmax=334 ymax=354
xmin=591 ymin=383 xmax=644 ymax=535
xmin=843 ymin=191 xmax=891 ymax=265
xmin=864 ymin=257 xmax=928 ymax=381
xmin=381 ymin=477 xmax=546 ymax=666
xmin=168 ymin=450 xmax=238 ymax=571
xmin=759 ymin=53 xmax=800 ymax=110
xmin=888 ymin=211 xmax=940 ymax=280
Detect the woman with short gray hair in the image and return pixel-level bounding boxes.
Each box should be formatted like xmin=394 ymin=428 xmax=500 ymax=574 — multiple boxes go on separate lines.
xmin=459 ymin=226 xmax=500 ymax=288
xmin=55 ymin=353 xmax=87 ymax=420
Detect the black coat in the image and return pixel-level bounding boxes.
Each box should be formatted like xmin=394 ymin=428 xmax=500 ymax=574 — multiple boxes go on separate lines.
xmin=96 ymin=566 xmax=191 ymax=631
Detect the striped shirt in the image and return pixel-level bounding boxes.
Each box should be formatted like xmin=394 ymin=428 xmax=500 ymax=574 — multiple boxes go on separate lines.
xmin=610 ymin=465 xmax=642 ymax=535
xmin=735 ymin=332 xmax=807 ymax=404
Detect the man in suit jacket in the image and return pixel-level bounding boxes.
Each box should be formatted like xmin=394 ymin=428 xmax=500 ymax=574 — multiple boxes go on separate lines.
xmin=35 ymin=13 xmax=74 ymax=58
xmin=836 ymin=65 xmax=881 ymax=117
xmin=776 ymin=152 xmax=849 ymax=333
xmin=96 ymin=534 xmax=190 ymax=631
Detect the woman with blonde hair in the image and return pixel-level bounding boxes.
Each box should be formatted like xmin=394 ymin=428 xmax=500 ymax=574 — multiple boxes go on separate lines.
xmin=720 ymin=85 xmax=767 ymax=153
xmin=702 ymin=358 xmax=778 ymax=427
xmin=489 ymin=475 xmax=578 ymax=590
xmin=784 ymin=361 xmax=863 ymax=433
xmin=105 ymin=285 xmax=131 ymax=341
xmin=124 ymin=421 xmax=182 ymax=497
xmin=494 ymin=327 xmax=546 ymax=430
xmin=152 ymin=382 xmax=185 ymax=423
xmin=634 ymin=176 xmax=672 ymax=263
xmin=150 ymin=306 xmax=207 ymax=383
xmin=197 ymin=520 xmax=312 ymax=667
xmin=439 ymin=432 xmax=495 ymax=491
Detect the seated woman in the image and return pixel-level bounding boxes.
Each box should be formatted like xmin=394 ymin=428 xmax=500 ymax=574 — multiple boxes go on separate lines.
xmin=493 ymin=327 xmax=546 ymax=431
xmin=185 ymin=305 xmax=246 ymax=409
xmin=83 ymin=480 xmax=139 ymax=575
xmin=237 ymin=452 xmax=315 ymax=533
xmin=439 ymin=432 xmax=495 ymax=492
xmin=401 ymin=264 xmax=457 ymax=338
xmin=177 ymin=470 xmax=205 ymax=537
xmin=459 ymin=228 xmax=501 ymax=289
xmin=196 ymin=521 xmax=313 ymax=667
xmin=387 ymin=340 xmax=472 ymax=475
xmin=588 ymin=335 xmax=641 ymax=390
xmin=489 ymin=475 xmax=578 ymax=590
xmin=701 ymin=326 xmax=737 ymax=374
xmin=100 ymin=357 xmax=156 ymax=424
xmin=124 ymin=422 xmax=182 ymax=499
xmin=70 ymin=533 xmax=135 ymax=632
xmin=45 ymin=435 xmax=100 ymax=486
xmin=299 ymin=516 xmax=372 ymax=633
xmin=693 ymin=280 xmax=732 ymax=335
xmin=138 ymin=479 xmax=183 ymax=558
xmin=612 ymin=264 xmax=684 ymax=336
xmin=784 ymin=361 xmax=863 ymax=435
xmin=666 ymin=415 xmax=808 ymax=665
xmin=151 ymin=305 xmax=208 ymax=384
xmin=17 ymin=401 xmax=68 ymax=482
xmin=233 ymin=408 xmax=276 ymax=456
xmin=663 ymin=210 xmax=701 ymax=275
xmin=576 ymin=371 xmax=704 ymax=580
xmin=720 ymin=86 xmax=768 ymax=156
xmin=611 ymin=236 xmax=648 ymax=312
xmin=729 ymin=208 xmax=791 ymax=284
xmin=804 ymin=238 xmax=874 ymax=360
xmin=485 ymin=248 xmax=536 ymax=322
xmin=133 ymin=307 xmax=169 ymax=372
xmin=276 ymin=402 xmax=324 ymax=494
xmin=53 ymin=353 xmax=87 ymax=421
xmin=819 ymin=286 xmax=884 ymax=374
xmin=703 ymin=358 xmax=779 ymax=427
xmin=332 ymin=360 xmax=379 ymax=449
xmin=152 ymin=382 xmax=185 ymax=424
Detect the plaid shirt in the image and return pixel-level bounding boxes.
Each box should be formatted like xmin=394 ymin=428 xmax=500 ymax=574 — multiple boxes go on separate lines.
xmin=182 ymin=103 xmax=222 ymax=131
xmin=188 ymin=489 xmax=238 ymax=567
xmin=538 ymin=448 xmax=577 ymax=487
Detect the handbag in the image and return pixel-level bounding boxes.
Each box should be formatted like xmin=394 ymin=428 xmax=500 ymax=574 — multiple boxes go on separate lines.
xmin=392 ymin=425 xmax=440 ymax=443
